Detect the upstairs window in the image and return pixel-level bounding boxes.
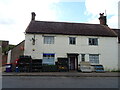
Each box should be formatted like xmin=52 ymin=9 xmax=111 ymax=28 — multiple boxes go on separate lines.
xmin=89 ymin=38 xmax=98 ymax=45
xmin=69 ymin=37 xmax=76 ymax=45
xmin=44 ymin=36 xmax=54 ymax=44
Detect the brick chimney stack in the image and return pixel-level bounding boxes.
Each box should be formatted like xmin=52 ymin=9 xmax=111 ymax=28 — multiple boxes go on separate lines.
xmin=31 ymin=12 xmax=36 ymax=21
xmin=99 ymin=13 xmax=107 ymax=25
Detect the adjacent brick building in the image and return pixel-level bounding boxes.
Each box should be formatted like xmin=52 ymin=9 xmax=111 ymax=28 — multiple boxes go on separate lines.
xmin=10 ymin=40 xmax=25 ymax=64
xmin=0 ymin=41 xmax=9 ymax=66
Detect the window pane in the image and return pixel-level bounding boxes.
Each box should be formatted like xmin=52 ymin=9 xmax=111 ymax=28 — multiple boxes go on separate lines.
xmin=73 ymin=38 xmax=76 ymax=44
xmin=94 ymin=38 xmax=98 ymax=45
xmin=89 ymin=54 xmax=99 ymax=64
xmin=69 ymin=37 xmax=76 ymax=45
xmin=89 ymin=38 xmax=92 ymax=45
xmin=81 ymin=54 xmax=85 ymax=61
xmin=43 ymin=53 xmax=55 ymax=65
xmin=44 ymin=36 xmax=54 ymax=44
xmin=89 ymin=38 xmax=98 ymax=45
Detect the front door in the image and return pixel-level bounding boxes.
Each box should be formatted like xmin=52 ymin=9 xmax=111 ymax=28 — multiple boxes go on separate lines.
xmin=67 ymin=53 xmax=79 ymax=70
xmin=69 ymin=57 xmax=75 ymax=70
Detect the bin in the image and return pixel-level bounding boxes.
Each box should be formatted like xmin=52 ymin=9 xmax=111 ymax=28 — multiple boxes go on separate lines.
xmin=15 ymin=67 xmax=19 ymax=72
xmin=5 ymin=64 xmax=12 ymax=72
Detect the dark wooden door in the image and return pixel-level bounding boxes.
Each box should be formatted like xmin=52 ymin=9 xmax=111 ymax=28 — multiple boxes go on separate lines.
xmin=70 ymin=57 xmax=75 ymax=70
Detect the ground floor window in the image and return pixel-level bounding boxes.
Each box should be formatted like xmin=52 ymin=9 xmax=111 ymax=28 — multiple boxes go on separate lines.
xmin=81 ymin=54 xmax=85 ymax=61
xmin=43 ymin=53 xmax=55 ymax=65
xmin=89 ymin=54 xmax=99 ymax=64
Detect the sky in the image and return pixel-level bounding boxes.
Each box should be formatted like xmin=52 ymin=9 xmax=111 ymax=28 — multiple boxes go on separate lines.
xmin=0 ymin=0 xmax=119 ymax=45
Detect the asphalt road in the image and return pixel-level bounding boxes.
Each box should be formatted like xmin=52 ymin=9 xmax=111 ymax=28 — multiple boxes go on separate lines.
xmin=2 ymin=76 xmax=119 ymax=88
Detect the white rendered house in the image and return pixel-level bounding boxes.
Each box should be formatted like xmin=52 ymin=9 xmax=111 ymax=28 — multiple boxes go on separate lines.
xmin=24 ymin=13 xmax=118 ymax=71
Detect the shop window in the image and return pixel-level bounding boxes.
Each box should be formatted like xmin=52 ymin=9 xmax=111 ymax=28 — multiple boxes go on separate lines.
xmin=43 ymin=53 xmax=55 ymax=65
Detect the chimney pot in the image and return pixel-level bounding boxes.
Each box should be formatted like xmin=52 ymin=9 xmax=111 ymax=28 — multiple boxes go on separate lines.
xmin=31 ymin=12 xmax=36 ymax=21
xmin=99 ymin=13 xmax=104 ymax=16
xmin=99 ymin=13 xmax=107 ymax=25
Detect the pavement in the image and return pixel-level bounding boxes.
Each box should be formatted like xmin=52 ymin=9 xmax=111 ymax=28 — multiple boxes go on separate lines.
xmin=1 ymin=71 xmax=120 ymax=77
xmin=1 ymin=66 xmax=120 ymax=77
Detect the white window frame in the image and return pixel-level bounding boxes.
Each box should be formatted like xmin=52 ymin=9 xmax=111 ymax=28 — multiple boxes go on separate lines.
xmin=81 ymin=54 xmax=85 ymax=62
xmin=44 ymin=36 xmax=54 ymax=44
xmin=89 ymin=54 xmax=99 ymax=64
xmin=89 ymin=38 xmax=98 ymax=45
xmin=69 ymin=37 xmax=76 ymax=45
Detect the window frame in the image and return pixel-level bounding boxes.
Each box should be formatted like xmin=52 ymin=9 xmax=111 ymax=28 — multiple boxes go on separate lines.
xmin=44 ymin=36 xmax=54 ymax=44
xmin=81 ymin=54 xmax=85 ymax=62
xmin=43 ymin=53 xmax=55 ymax=65
xmin=89 ymin=38 xmax=98 ymax=46
xmin=69 ymin=37 xmax=76 ymax=45
xmin=89 ymin=54 xmax=99 ymax=64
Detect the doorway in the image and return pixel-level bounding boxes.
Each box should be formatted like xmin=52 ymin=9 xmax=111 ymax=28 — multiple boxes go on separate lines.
xmin=69 ymin=57 xmax=75 ymax=70
xmin=67 ymin=53 xmax=79 ymax=71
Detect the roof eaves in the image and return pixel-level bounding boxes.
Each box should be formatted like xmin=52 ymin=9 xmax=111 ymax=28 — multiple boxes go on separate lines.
xmin=26 ymin=32 xmax=117 ymax=37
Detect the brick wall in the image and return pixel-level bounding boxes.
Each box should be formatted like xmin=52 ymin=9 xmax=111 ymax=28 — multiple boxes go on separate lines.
xmin=11 ymin=40 xmax=25 ymax=63
xmin=0 ymin=41 xmax=9 ymax=66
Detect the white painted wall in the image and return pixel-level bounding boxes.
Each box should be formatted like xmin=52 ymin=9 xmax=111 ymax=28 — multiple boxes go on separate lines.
xmin=118 ymin=1 xmax=120 ymax=29
xmin=24 ymin=34 xmax=118 ymax=71
xmin=0 ymin=45 xmax=2 ymax=66
xmin=118 ymin=44 xmax=120 ymax=70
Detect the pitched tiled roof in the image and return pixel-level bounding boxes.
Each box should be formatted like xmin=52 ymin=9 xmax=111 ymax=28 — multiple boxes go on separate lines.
xmin=25 ymin=21 xmax=117 ymax=37
xmin=112 ymin=29 xmax=120 ymax=43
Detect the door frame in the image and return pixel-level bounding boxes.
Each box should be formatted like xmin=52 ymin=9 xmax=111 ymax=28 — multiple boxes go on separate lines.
xmin=67 ymin=53 xmax=79 ymax=71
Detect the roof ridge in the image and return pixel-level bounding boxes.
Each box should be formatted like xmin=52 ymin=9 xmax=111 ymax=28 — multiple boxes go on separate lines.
xmin=34 ymin=20 xmax=101 ymax=25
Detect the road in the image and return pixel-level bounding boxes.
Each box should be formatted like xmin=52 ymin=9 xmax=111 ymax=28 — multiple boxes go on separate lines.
xmin=2 ymin=76 xmax=119 ymax=88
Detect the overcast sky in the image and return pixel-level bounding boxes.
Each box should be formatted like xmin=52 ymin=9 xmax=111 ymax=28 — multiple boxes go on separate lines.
xmin=0 ymin=0 xmax=119 ymax=45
